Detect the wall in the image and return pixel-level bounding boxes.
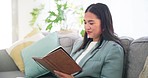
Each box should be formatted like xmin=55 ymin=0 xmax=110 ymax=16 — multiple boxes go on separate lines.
xmin=82 ymin=0 xmax=148 ymax=39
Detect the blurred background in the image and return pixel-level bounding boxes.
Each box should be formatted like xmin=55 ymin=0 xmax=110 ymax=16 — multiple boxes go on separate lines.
xmin=0 ymin=0 xmax=148 ymax=49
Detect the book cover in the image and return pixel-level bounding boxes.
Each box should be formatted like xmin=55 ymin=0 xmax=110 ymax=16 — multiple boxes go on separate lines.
xmin=32 ymin=46 xmax=82 ymax=75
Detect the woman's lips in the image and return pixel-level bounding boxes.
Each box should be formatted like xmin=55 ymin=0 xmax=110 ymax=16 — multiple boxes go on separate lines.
xmin=86 ymin=31 xmax=91 ymax=34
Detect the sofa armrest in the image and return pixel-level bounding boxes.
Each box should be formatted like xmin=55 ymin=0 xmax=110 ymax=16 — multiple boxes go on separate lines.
xmin=0 ymin=49 xmax=19 ymax=72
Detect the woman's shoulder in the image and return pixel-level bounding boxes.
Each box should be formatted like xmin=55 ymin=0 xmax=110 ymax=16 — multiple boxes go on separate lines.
xmin=74 ymin=38 xmax=83 ymax=45
xmin=107 ymin=41 xmax=123 ymax=48
xmin=102 ymin=40 xmax=124 ymax=58
xmin=103 ymin=40 xmax=124 ymax=52
xmin=70 ymin=38 xmax=83 ymax=54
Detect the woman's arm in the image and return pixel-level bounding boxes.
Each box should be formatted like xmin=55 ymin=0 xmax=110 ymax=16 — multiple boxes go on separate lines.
xmin=101 ymin=44 xmax=124 ymax=78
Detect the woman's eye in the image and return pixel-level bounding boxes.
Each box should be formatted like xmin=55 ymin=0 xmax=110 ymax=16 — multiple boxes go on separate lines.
xmin=89 ymin=23 xmax=94 ymax=25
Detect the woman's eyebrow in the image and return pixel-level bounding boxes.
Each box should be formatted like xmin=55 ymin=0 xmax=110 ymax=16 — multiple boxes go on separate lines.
xmin=88 ymin=20 xmax=94 ymax=22
xmin=84 ymin=19 xmax=95 ymax=22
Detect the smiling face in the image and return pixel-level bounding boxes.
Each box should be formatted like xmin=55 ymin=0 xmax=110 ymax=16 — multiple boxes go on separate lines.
xmin=84 ymin=12 xmax=102 ymax=41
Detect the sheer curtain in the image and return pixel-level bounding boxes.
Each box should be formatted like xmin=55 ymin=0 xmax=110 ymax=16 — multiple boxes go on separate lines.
xmin=0 ymin=0 xmax=12 ymax=49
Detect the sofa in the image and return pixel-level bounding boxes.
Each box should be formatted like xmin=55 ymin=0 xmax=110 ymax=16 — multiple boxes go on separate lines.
xmin=0 ymin=31 xmax=148 ymax=78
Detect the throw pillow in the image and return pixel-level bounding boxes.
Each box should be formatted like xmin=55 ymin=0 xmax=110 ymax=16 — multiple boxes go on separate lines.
xmin=21 ymin=32 xmax=60 ymax=78
xmin=139 ymin=56 xmax=148 ymax=78
xmin=24 ymin=27 xmax=40 ymax=38
xmin=6 ymin=33 xmax=44 ymax=72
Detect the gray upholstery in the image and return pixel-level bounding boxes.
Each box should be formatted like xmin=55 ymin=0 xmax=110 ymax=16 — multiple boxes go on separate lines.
xmin=127 ymin=36 xmax=148 ymax=78
xmin=0 ymin=49 xmax=19 ymax=72
xmin=57 ymin=31 xmax=80 ymax=54
xmin=120 ymin=36 xmax=134 ymax=78
xmin=0 ymin=71 xmax=24 ymax=78
xmin=42 ymin=31 xmax=80 ymax=54
xmin=120 ymin=36 xmax=134 ymax=53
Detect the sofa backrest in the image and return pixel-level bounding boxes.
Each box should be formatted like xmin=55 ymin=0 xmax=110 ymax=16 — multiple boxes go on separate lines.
xmin=0 ymin=49 xmax=19 ymax=71
xmin=120 ymin=36 xmax=134 ymax=53
xmin=120 ymin=36 xmax=134 ymax=78
xmin=57 ymin=31 xmax=81 ymax=54
xmin=42 ymin=31 xmax=81 ymax=54
xmin=127 ymin=36 xmax=148 ymax=78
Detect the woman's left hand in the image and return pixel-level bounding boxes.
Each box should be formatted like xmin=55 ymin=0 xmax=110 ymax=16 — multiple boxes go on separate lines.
xmin=54 ymin=70 xmax=74 ymax=78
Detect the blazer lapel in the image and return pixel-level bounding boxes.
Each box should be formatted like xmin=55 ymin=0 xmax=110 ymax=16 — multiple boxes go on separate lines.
xmin=72 ymin=44 xmax=99 ymax=76
xmin=78 ymin=40 xmax=108 ymax=68
xmin=72 ymin=49 xmax=84 ymax=60
xmin=78 ymin=46 xmax=99 ymax=68
xmin=73 ymin=40 xmax=108 ymax=76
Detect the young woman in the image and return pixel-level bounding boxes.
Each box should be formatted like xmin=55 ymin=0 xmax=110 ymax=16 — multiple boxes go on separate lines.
xmin=54 ymin=3 xmax=124 ymax=78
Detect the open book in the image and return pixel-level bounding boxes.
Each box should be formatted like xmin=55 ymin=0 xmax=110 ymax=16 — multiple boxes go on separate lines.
xmin=32 ymin=46 xmax=82 ymax=75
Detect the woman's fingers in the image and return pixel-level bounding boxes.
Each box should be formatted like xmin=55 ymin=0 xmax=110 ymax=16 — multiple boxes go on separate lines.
xmin=54 ymin=70 xmax=74 ymax=78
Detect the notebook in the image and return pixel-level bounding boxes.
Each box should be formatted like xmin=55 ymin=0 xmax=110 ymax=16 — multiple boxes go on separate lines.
xmin=32 ymin=46 xmax=81 ymax=75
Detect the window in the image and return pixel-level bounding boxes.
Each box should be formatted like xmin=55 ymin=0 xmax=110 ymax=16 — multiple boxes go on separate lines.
xmin=0 ymin=0 xmax=12 ymax=49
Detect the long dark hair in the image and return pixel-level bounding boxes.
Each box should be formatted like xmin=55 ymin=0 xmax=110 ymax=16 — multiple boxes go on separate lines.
xmin=78 ymin=3 xmax=122 ymax=50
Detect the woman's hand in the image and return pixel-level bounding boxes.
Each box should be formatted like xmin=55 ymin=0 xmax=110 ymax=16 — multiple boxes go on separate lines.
xmin=54 ymin=70 xmax=74 ymax=78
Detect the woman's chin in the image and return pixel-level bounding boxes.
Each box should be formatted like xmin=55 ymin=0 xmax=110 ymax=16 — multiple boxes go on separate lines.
xmin=88 ymin=36 xmax=93 ymax=38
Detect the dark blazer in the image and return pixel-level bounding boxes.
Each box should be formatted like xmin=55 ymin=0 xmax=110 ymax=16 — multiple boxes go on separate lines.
xmin=70 ymin=39 xmax=124 ymax=78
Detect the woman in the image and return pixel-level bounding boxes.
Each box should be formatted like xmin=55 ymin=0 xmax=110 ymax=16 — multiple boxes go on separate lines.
xmin=54 ymin=3 xmax=124 ymax=78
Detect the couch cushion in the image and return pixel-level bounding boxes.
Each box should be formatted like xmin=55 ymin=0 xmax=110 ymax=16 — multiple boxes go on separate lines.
xmin=42 ymin=31 xmax=81 ymax=54
xmin=0 ymin=49 xmax=19 ymax=72
xmin=120 ymin=36 xmax=134 ymax=53
xmin=21 ymin=32 xmax=60 ymax=78
xmin=120 ymin=36 xmax=134 ymax=78
xmin=6 ymin=32 xmax=44 ymax=72
xmin=0 ymin=71 xmax=24 ymax=78
xmin=127 ymin=36 xmax=148 ymax=78
xmin=24 ymin=27 xmax=40 ymax=38
xmin=57 ymin=31 xmax=80 ymax=54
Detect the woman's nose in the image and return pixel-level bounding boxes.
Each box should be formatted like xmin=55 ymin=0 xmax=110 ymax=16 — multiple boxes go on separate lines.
xmin=85 ymin=24 xmax=91 ymax=30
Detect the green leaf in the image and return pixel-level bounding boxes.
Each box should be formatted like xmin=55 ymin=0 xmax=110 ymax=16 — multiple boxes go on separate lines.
xmin=80 ymin=29 xmax=85 ymax=37
xmin=46 ymin=23 xmax=53 ymax=31
xmin=49 ymin=11 xmax=57 ymax=16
